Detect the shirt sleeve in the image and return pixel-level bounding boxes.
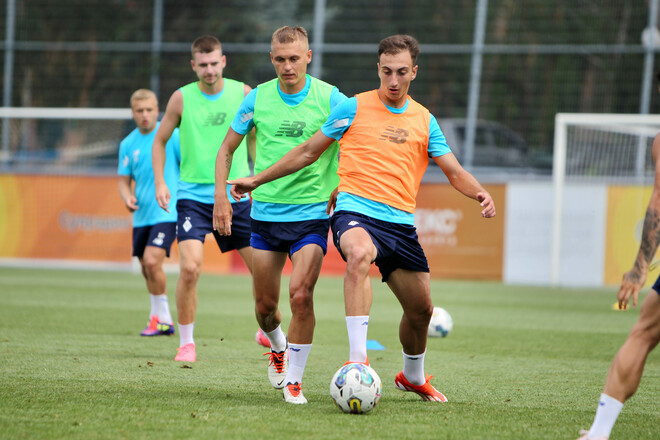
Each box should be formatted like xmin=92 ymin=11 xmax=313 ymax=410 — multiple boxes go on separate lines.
xmin=428 ymin=114 xmax=452 ymax=158
xmin=329 ymin=88 xmax=349 ymax=110
xmin=117 ymin=140 xmax=130 ymax=176
xmin=321 ymin=97 xmax=357 ymax=140
xmin=230 ymin=88 xmax=258 ymax=135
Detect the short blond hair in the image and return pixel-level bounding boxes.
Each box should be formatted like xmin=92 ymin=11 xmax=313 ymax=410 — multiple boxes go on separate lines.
xmin=271 ymin=26 xmax=309 ymax=49
xmin=130 ymin=89 xmax=157 ymax=106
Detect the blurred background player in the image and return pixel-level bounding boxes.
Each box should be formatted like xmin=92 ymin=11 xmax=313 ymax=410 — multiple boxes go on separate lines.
xmin=118 ymin=88 xmax=179 ymax=336
xmin=576 ymin=73 xmax=660 ymax=440
xmin=214 ymin=26 xmax=347 ymax=404
xmin=153 ymin=35 xmax=259 ymax=362
xmin=228 ymin=34 xmax=496 ymax=402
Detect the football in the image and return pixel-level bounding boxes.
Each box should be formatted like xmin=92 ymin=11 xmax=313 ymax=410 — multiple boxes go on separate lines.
xmin=428 ymin=306 xmax=453 ymax=338
xmin=329 ymin=363 xmax=382 ymax=414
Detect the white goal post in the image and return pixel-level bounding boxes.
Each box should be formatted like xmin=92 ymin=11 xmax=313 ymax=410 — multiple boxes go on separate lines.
xmin=0 ymin=107 xmax=133 ymax=171
xmin=552 ymin=113 xmax=660 ymax=285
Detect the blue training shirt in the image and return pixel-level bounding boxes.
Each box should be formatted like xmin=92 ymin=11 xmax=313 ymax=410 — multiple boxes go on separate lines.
xmin=118 ymin=123 xmax=180 ymax=227
xmin=320 ymin=96 xmax=452 ymax=225
xmin=230 ymin=75 xmax=348 ymax=222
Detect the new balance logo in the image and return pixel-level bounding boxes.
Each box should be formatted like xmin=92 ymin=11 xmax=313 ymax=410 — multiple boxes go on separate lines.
xmin=275 ymin=120 xmax=306 ymax=137
xmin=203 ymin=112 xmax=227 ymax=126
xmin=379 ymin=125 xmax=409 ymax=144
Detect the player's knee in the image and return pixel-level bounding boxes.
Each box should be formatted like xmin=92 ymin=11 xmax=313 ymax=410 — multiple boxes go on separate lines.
xmin=256 ymin=297 xmax=278 ymax=317
xmin=344 ymin=246 xmax=373 ymax=272
xmin=179 ymin=261 xmax=201 ymax=283
xmin=289 ymin=286 xmax=314 ymax=315
xmin=630 ymin=320 xmax=660 ymax=347
xmin=407 ymin=303 xmax=434 ymax=330
xmin=142 ymin=257 xmax=162 ymax=277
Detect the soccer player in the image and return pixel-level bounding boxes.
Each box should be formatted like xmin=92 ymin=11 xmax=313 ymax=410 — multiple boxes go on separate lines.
xmin=576 ymin=90 xmax=660 ymax=439
xmin=226 ymin=34 xmax=496 ymax=402
xmin=118 ymin=89 xmax=179 ymax=337
xmin=214 ymin=26 xmax=347 ymax=404
xmin=153 ymin=35 xmax=255 ymax=362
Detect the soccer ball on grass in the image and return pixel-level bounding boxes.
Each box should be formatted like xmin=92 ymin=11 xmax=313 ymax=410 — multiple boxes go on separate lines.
xmin=428 ymin=306 xmax=453 ymax=338
xmin=329 ymin=363 xmax=381 ymax=414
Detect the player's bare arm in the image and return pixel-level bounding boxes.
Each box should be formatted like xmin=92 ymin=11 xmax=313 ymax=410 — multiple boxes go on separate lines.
xmin=433 ymin=153 xmax=496 ymax=218
xmin=229 ymin=129 xmax=334 ymax=198
xmin=326 ymin=187 xmax=339 ymax=215
xmin=213 ymin=128 xmax=246 ymax=236
xmin=152 ymin=90 xmax=183 ymax=213
xmin=118 ymin=175 xmax=138 ymax=212
xmin=618 ymin=132 xmax=660 ymax=308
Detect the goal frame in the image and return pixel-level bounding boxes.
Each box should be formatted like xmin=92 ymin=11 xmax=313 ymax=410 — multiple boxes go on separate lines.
xmin=552 ymin=113 xmax=660 ymax=285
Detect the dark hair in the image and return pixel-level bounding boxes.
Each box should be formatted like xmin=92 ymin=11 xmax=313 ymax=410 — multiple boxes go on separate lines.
xmin=191 ymin=35 xmax=221 ymax=57
xmin=271 ymin=26 xmax=309 ymax=46
xmin=378 ymin=34 xmax=420 ymax=64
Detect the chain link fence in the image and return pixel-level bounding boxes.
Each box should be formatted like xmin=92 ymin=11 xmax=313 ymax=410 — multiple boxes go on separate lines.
xmin=0 ymin=0 xmax=658 ymax=175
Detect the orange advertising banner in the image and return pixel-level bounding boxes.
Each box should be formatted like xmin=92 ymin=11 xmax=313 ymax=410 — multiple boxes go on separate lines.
xmin=415 ymin=184 xmax=505 ymax=280
xmin=0 ymin=175 xmax=503 ymax=280
xmin=0 ymin=174 xmax=132 ymax=261
xmin=0 ymin=174 xmax=231 ymax=271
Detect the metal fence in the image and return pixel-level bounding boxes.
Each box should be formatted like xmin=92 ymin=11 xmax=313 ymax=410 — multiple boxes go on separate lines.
xmin=1 ymin=0 xmax=659 ymax=175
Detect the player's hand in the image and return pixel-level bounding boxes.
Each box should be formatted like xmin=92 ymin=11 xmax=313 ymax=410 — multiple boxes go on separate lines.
xmin=155 ymin=182 xmax=171 ymax=213
xmin=213 ymin=198 xmax=233 ymax=236
xmin=618 ymin=268 xmax=646 ymax=309
xmin=124 ymin=196 xmax=138 ymax=212
xmin=326 ymin=187 xmax=339 ymax=215
xmin=476 ymin=191 xmax=496 ymax=218
xmin=228 ymin=177 xmax=256 ymax=202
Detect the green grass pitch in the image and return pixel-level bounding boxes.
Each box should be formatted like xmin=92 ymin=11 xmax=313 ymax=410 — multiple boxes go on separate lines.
xmin=0 ymin=267 xmax=658 ymax=439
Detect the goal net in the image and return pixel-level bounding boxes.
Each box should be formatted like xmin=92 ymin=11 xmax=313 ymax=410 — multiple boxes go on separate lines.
xmin=552 ymin=113 xmax=660 ymax=285
xmin=0 ymin=107 xmax=133 ymax=174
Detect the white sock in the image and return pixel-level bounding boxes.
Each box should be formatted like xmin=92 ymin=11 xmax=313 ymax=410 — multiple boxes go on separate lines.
xmin=589 ymin=393 xmax=623 ymax=439
xmin=346 ymin=315 xmax=369 ymax=363
xmin=151 ymin=294 xmax=173 ymax=324
xmin=266 ymin=325 xmax=287 ymax=352
xmin=402 ymin=350 xmax=426 ymax=385
xmin=178 ymin=323 xmax=194 ymax=347
xmin=285 ymin=343 xmax=311 ymax=385
xmin=149 ymin=294 xmax=159 ymax=318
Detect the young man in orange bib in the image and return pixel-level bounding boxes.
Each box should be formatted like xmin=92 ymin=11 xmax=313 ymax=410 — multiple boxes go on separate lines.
xmin=226 ymin=34 xmax=496 ymax=401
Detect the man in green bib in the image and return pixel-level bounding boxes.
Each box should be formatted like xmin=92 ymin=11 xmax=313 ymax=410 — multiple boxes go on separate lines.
xmin=214 ymin=26 xmax=347 ymax=404
xmin=153 ymin=35 xmax=255 ymax=363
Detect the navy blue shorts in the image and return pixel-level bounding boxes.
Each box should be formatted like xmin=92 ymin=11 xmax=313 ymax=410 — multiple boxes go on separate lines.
xmin=132 ymin=222 xmax=177 ymax=258
xmin=250 ymin=218 xmax=329 ymax=257
xmin=331 ymin=211 xmax=429 ymax=282
xmin=176 ymin=198 xmax=251 ymax=253
xmin=651 ymin=276 xmax=660 ymax=294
